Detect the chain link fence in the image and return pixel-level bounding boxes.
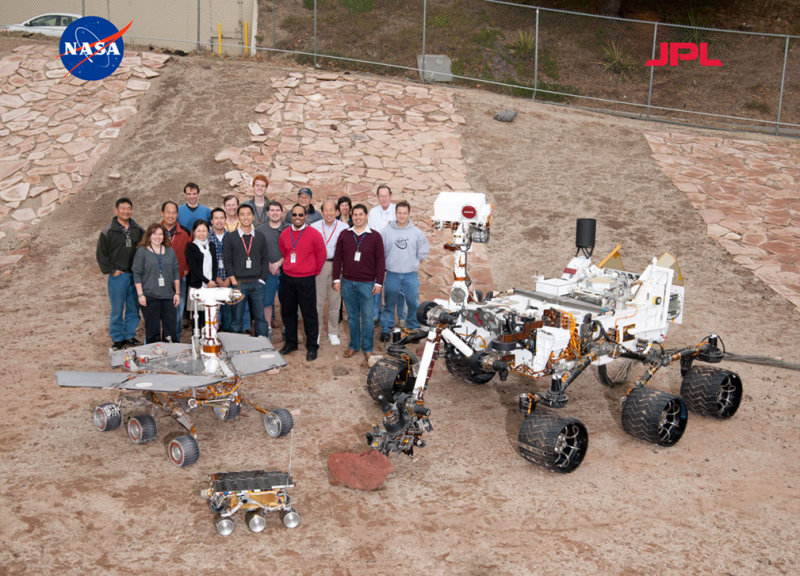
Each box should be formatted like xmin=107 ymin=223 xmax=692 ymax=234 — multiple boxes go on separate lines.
xmin=1 ymin=0 xmax=798 ymax=135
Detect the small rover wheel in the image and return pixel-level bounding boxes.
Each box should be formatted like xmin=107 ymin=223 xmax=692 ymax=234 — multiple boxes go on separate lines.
xmin=212 ymin=402 xmax=241 ymax=421
xmin=127 ymin=414 xmax=157 ymax=444
xmin=167 ymin=435 xmax=200 ymax=467
xmin=597 ymin=358 xmax=635 ymax=387
xmin=265 ymin=409 xmax=294 ymax=438
xmin=518 ymin=409 xmax=588 ymax=473
xmin=93 ymin=404 xmax=121 ymax=432
xmin=621 ymin=387 xmax=687 ymax=446
xmin=215 ymin=514 xmax=234 ymax=536
xmin=208 ymin=497 xmax=229 ymax=514
xmin=366 ymin=358 xmax=412 ymax=403
xmin=444 ymin=344 xmax=494 ymax=385
xmin=282 ymin=508 xmax=301 ymax=528
xmin=245 ymin=510 xmax=267 ymax=533
xmin=680 ymin=366 xmax=742 ymax=419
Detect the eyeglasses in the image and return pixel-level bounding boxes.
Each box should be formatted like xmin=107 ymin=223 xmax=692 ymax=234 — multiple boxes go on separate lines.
xmin=291 ymin=212 xmax=305 ymax=217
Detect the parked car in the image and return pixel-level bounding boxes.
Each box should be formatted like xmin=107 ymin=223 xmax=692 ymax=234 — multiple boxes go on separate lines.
xmin=1 ymin=13 xmax=81 ymax=38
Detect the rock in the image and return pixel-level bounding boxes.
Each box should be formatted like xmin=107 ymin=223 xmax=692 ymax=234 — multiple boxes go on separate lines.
xmin=108 ymin=172 xmax=121 ymax=180
xmin=1 ymin=182 xmax=30 ymax=202
xmin=11 ymin=208 xmax=37 ymax=221
xmin=327 ymin=450 xmax=394 ymax=490
xmin=494 ymin=108 xmax=517 ymax=122
xmin=248 ymin=122 xmax=265 ymax=136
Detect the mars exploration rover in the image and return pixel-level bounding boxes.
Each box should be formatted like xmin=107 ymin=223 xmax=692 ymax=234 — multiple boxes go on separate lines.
xmin=366 ymin=192 xmax=743 ymax=472
xmin=57 ymin=287 xmax=295 ymax=467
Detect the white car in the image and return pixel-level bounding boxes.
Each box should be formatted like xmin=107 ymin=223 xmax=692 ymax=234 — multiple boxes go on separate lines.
xmin=2 ymin=13 xmax=82 ymax=38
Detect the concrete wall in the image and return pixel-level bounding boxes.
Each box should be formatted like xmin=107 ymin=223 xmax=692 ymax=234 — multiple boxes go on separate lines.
xmin=1 ymin=0 xmax=257 ymax=53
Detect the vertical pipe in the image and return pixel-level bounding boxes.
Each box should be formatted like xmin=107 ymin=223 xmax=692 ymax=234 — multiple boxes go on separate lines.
xmin=245 ymin=21 xmax=248 ymax=54
xmin=646 ymin=22 xmax=658 ymax=120
xmin=197 ymin=0 xmax=201 ymax=51
xmin=273 ymin=0 xmax=276 ymax=50
xmin=81 ymin=0 xmax=85 ymax=17
xmin=421 ymin=0 xmax=427 ymax=82
xmin=775 ymin=35 xmax=790 ymax=136
xmin=533 ymin=8 xmax=539 ymax=101
xmin=218 ymin=23 xmax=222 ymax=55
xmin=313 ymin=0 xmax=318 ymax=68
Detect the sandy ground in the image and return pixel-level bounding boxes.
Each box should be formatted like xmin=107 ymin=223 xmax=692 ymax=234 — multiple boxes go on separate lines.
xmin=0 ymin=46 xmax=798 ymax=575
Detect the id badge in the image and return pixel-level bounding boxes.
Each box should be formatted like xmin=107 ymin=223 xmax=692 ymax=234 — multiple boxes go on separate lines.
xmin=125 ymin=238 xmax=132 ymax=247
xmin=158 ymin=275 xmax=165 ymax=287
xmin=246 ymin=258 xmax=252 ymax=269
xmin=354 ymin=251 xmax=361 ymax=262
xmin=290 ymin=252 xmax=296 ymax=264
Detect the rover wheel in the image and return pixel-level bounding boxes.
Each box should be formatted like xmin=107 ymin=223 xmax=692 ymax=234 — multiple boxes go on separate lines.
xmin=282 ymin=508 xmax=301 ymax=528
xmin=265 ymin=409 xmax=294 ymax=438
xmin=366 ymin=358 xmax=413 ymax=403
xmin=621 ymin=387 xmax=687 ymax=446
xmin=444 ymin=344 xmax=494 ymax=385
xmin=246 ymin=510 xmax=267 ymax=533
xmin=127 ymin=414 xmax=157 ymax=444
xmin=93 ymin=404 xmax=121 ymax=432
xmin=167 ymin=435 xmax=200 ymax=467
xmin=518 ymin=410 xmax=588 ymax=473
xmin=212 ymin=402 xmax=241 ymax=421
xmin=208 ymin=497 xmax=229 ymax=514
xmin=680 ymin=366 xmax=742 ymax=419
xmin=597 ymin=358 xmax=635 ymax=386
xmin=215 ymin=514 xmax=234 ymax=536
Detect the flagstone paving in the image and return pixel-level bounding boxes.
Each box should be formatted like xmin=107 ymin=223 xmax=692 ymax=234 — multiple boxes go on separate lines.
xmin=644 ymin=133 xmax=800 ymax=310
xmin=214 ymin=71 xmax=490 ymax=302
xmin=0 ymin=44 xmax=168 ymax=263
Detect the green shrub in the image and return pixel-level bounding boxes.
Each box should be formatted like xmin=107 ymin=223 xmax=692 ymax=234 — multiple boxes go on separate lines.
xmin=341 ymin=0 xmax=374 ymax=14
xmin=599 ymin=41 xmax=637 ymax=78
xmin=508 ymin=30 xmax=536 ymax=59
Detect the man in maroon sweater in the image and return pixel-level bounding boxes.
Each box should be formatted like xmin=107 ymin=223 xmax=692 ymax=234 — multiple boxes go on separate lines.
xmin=161 ymin=201 xmax=191 ymax=341
xmin=278 ymin=204 xmax=327 ymax=361
xmin=333 ymin=204 xmax=385 ymax=362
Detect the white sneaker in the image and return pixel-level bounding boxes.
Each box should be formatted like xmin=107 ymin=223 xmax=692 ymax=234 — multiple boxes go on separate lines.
xmin=328 ymin=334 xmax=341 ymax=346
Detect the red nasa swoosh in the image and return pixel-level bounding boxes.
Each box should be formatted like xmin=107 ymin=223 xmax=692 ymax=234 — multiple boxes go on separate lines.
xmin=60 ymin=20 xmax=133 ymax=76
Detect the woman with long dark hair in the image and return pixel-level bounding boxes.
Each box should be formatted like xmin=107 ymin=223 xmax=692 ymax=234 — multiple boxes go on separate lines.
xmin=132 ymin=223 xmax=180 ymax=343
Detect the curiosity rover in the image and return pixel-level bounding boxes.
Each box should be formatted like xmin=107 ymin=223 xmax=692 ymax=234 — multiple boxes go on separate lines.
xmin=366 ymin=192 xmax=742 ymax=472
xmin=57 ymin=287 xmax=294 ymax=467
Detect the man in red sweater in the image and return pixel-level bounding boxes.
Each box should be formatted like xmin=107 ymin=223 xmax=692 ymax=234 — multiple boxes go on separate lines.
xmin=278 ymin=203 xmax=327 ymax=361
xmin=161 ymin=201 xmax=191 ymax=341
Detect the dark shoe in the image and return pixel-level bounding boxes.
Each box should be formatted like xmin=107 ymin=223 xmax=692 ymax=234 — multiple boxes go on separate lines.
xmin=306 ymin=349 xmax=317 ymax=361
xmin=343 ymin=348 xmax=357 ymax=358
xmin=279 ymin=345 xmax=298 ymax=355
xmin=126 ymin=338 xmax=142 ymax=347
xmin=379 ymin=332 xmax=391 ymax=342
xmin=111 ymin=341 xmax=125 ymax=351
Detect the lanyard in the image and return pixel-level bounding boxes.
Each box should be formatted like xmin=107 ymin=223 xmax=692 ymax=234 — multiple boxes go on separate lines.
xmin=240 ymin=233 xmax=253 ymax=257
xmin=253 ymin=202 xmax=267 ymax=223
xmin=290 ymin=226 xmax=306 ymax=251
xmin=352 ymin=230 xmax=366 ymax=250
xmin=321 ymin=221 xmax=338 ymax=246
xmin=150 ymin=246 xmax=163 ymax=273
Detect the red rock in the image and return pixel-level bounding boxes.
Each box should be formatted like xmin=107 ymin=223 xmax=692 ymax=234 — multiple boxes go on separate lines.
xmin=327 ymin=450 xmax=394 ymax=490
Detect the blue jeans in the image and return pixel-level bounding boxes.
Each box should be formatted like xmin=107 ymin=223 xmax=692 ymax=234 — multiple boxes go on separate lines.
xmin=263 ymin=272 xmax=280 ymax=309
xmin=381 ymin=271 xmax=420 ymax=332
xmin=219 ymin=300 xmax=233 ymax=332
xmin=231 ymin=280 xmax=269 ymax=337
xmin=342 ymin=279 xmax=375 ymax=353
xmin=108 ymin=272 xmax=139 ymax=342
xmin=175 ymin=277 xmax=186 ymax=342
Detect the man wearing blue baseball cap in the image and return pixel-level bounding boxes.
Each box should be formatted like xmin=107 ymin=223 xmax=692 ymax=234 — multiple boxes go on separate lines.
xmin=284 ymin=187 xmax=322 ymax=225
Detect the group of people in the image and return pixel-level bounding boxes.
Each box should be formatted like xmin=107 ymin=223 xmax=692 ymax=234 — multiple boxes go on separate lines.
xmin=96 ymin=180 xmax=429 ymax=364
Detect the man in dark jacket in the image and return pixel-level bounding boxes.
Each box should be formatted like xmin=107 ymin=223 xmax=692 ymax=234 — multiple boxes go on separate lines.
xmin=96 ymin=197 xmax=144 ymax=349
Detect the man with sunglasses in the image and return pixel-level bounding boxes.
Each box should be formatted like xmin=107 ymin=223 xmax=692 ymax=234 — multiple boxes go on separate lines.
xmin=278 ymin=204 xmax=327 ymax=361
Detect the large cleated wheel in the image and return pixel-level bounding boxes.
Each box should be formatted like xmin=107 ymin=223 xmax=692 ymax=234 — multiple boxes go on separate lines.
xmin=212 ymin=402 xmax=241 ymax=421
xmin=680 ymin=366 xmax=742 ymax=419
xmin=265 ymin=408 xmax=294 ymax=438
xmin=167 ymin=435 xmax=200 ymax=467
xmin=93 ymin=404 xmax=122 ymax=432
xmin=127 ymin=414 xmax=157 ymax=444
xmin=366 ymin=357 xmax=414 ymax=403
xmin=597 ymin=358 xmax=635 ymax=387
xmin=444 ymin=344 xmax=494 ymax=385
xmin=621 ymin=387 xmax=688 ymax=446
xmin=518 ymin=410 xmax=588 ymax=473
xmin=215 ymin=514 xmax=235 ymax=536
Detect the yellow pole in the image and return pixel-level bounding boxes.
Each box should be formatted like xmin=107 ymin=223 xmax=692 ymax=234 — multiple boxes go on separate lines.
xmin=244 ymin=21 xmax=248 ymax=55
xmin=218 ymin=23 xmax=222 ymax=55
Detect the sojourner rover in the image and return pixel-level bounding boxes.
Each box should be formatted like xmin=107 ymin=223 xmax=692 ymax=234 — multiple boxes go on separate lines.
xmin=57 ymin=287 xmax=294 ymax=467
xmin=366 ymin=192 xmax=742 ymax=472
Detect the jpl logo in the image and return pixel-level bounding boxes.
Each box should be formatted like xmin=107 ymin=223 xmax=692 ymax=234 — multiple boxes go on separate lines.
xmin=646 ymin=42 xmax=722 ymax=67
xmin=59 ymin=16 xmax=132 ymax=80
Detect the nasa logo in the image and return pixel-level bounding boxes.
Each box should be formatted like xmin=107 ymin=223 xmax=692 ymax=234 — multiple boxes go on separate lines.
xmin=59 ymin=16 xmax=132 ymax=81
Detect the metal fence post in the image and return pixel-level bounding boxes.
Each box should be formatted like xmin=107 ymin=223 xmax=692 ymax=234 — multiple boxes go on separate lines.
xmin=646 ymin=22 xmax=657 ymax=121
xmin=421 ymin=0 xmax=427 ymax=83
xmin=313 ymin=0 xmax=318 ymax=68
xmin=533 ymin=8 xmax=539 ymax=101
xmin=81 ymin=0 xmax=85 ymax=17
xmin=776 ymin=35 xmax=790 ymax=136
xmin=196 ymin=0 xmax=201 ymax=52
xmin=273 ymin=0 xmax=276 ymax=50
